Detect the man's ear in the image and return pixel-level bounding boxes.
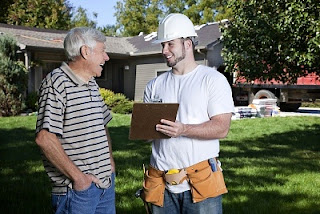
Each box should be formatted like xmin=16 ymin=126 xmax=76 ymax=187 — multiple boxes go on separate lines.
xmin=80 ymin=45 xmax=89 ymax=59
xmin=184 ymin=39 xmax=193 ymax=50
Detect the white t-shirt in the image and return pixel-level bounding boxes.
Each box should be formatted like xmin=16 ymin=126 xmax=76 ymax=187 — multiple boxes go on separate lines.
xmin=144 ymin=65 xmax=234 ymax=193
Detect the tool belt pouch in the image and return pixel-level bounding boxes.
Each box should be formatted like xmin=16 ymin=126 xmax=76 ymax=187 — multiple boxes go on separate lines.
xmin=188 ymin=165 xmax=228 ymax=203
xmin=142 ymin=165 xmax=165 ymax=207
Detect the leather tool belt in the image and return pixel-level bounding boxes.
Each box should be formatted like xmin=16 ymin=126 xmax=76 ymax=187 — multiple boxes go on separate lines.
xmin=141 ymin=159 xmax=228 ymax=207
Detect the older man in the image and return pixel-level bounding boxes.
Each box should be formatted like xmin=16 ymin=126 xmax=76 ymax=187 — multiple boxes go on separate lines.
xmin=35 ymin=27 xmax=115 ymax=214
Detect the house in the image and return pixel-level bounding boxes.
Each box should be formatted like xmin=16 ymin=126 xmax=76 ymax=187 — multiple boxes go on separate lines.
xmin=0 ymin=22 xmax=226 ymax=101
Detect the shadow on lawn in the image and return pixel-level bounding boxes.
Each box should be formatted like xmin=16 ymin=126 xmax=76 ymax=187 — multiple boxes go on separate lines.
xmin=0 ymin=127 xmax=52 ymax=214
xmin=1 ymin=123 xmax=319 ymax=214
xmin=108 ymin=125 xmax=151 ymax=214
xmin=221 ymin=123 xmax=320 ymax=214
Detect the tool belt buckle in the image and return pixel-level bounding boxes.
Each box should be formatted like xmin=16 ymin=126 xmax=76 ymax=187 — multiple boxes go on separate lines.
xmin=164 ymin=168 xmax=187 ymax=185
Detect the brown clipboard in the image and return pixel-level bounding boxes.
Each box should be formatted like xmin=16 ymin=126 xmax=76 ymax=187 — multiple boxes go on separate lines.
xmin=129 ymin=103 xmax=179 ymax=140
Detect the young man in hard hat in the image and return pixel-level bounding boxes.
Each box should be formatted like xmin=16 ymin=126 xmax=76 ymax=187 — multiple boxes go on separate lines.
xmin=143 ymin=13 xmax=234 ymax=213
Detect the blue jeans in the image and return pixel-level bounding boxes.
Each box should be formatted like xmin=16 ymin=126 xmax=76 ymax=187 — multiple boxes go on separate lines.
xmin=152 ymin=189 xmax=222 ymax=214
xmin=52 ymin=173 xmax=115 ymax=214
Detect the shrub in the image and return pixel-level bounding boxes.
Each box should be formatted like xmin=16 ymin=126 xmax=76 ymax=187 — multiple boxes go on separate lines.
xmin=25 ymin=91 xmax=39 ymax=112
xmin=112 ymin=99 xmax=133 ymax=114
xmin=99 ymin=88 xmax=133 ymax=114
xmin=99 ymin=88 xmax=115 ymax=104
xmin=0 ymin=35 xmax=28 ymax=116
xmin=107 ymin=93 xmax=127 ymax=108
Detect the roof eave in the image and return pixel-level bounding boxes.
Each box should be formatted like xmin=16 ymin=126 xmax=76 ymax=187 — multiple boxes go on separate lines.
xmin=129 ymin=45 xmax=208 ymax=57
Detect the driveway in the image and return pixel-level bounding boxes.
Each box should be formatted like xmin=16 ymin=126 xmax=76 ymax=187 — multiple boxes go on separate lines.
xmin=233 ymin=106 xmax=320 ymax=120
xmin=279 ymin=107 xmax=320 ymax=117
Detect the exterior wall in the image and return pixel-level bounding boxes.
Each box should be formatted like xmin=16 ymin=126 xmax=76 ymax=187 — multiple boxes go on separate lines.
xmin=206 ymin=42 xmax=224 ymax=68
xmin=96 ymin=59 xmax=136 ymax=100
xmin=134 ymin=62 xmax=169 ymax=101
xmin=123 ymin=61 xmax=136 ymax=100
xmin=30 ymin=49 xmax=66 ymax=92
xmin=34 ymin=51 xmax=66 ymax=62
xmin=96 ymin=62 xmax=114 ymax=92
xmin=27 ymin=47 xmax=211 ymax=103
xmin=133 ymin=53 xmax=206 ymax=101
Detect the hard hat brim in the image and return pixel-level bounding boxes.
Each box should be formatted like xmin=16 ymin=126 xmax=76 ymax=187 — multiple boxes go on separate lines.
xmin=152 ymin=34 xmax=198 ymax=44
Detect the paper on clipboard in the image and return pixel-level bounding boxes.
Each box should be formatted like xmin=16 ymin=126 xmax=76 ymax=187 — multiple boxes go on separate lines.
xmin=129 ymin=103 xmax=179 ymax=140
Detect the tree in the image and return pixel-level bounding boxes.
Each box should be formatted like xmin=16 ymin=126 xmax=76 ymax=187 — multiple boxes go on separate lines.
xmin=115 ymin=0 xmax=159 ymax=36
xmin=99 ymin=25 xmax=120 ymax=37
xmin=0 ymin=34 xmax=28 ymax=116
xmin=0 ymin=0 xmax=14 ymax=23
xmin=221 ymin=0 xmax=320 ymax=83
xmin=71 ymin=6 xmax=97 ymax=28
xmin=6 ymin=0 xmax=73 ymax=30
xmin=115 ymin=0 xmax=231 ymax=36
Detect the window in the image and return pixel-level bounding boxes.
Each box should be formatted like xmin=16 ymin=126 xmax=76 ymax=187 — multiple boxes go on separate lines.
xmin=156 ymin=70 xmax=168 ymax=76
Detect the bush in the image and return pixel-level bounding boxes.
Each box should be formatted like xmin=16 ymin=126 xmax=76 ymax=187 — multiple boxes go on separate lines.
xmin=0 ymin=35 xmax=28 ymax=116
xmin=99 ymin=88 xmax=115 ymax=105
xmin=99 ymin=88 xmax=133 ymax=114
xmin=112 ymin=99 xmax=133 ymax=114
xmin=25 ymin=91 xmax=39 ymax=112
xmin=107 ymin=93 xmax=127 ymax=108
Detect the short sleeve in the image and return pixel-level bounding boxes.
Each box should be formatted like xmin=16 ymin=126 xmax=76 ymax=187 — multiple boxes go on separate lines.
xmin=207 ymin=72 xmax=234 ymax=117
xmin=36 ymin=79 xmax=65 ymax=136
xmin=144 ymin=79 xmax=154 ymax=103
xmin=102 ymin=102 xmax=112 ymax=126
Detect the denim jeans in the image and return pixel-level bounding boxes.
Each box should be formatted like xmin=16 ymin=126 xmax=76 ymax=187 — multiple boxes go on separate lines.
xmin=52 ymin=173 xmax=116 ymax=214
xmin=152 ymin=189 xmax=222 ymax=214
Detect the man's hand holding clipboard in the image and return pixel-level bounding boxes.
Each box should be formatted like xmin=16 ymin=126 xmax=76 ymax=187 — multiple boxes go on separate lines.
xmin=129 ymin=103 xmax=179 ymax=140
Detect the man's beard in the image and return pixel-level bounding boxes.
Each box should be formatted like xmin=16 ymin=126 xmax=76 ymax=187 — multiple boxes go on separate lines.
xmin=166 ymin=46 xmax=186 ymax=67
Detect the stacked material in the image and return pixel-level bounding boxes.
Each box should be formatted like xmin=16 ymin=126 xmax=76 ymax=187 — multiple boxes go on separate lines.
xmin=252 ymin=99 xmax=279 ymax=117
xmin=232 ymin=99 xmax=280 ymax=120
xmin=232 ymin=107 xmax=258 ymax=120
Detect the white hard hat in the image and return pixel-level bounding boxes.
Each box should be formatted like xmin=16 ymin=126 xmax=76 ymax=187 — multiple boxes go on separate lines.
xmin=153 ymin=13 xmax=198 ymax=44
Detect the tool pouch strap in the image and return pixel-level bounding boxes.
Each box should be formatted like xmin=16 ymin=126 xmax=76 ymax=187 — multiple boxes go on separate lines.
xmin=186 ymin=159 xmax=228 ymax=203
xmin=142 ymin=165 xmax=166 ymax=207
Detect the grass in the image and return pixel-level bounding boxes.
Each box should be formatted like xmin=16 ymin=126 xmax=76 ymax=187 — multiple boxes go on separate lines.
xmin=0 ymin=115 xmax=319 ymax=213
xmin=222 ymin=117 xmax=320 ymax=214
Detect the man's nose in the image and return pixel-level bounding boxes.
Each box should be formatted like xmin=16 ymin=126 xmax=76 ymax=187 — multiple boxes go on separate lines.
xmin=104 ymin=52 xmax=110 ymax=61
xmin=162 ymin=44 xmax=169 ymax=55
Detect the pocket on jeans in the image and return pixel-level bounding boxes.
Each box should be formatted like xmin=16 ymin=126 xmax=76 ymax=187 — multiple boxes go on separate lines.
xmin=52 ymin=194 xmax=62 ymax=212
xmin=72 ymin=182 xmax=94 ymax=195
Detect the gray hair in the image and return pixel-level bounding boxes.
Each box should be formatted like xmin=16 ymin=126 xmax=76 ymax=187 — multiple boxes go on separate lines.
xmin=64 ymin=27 xmax=106 ymax=61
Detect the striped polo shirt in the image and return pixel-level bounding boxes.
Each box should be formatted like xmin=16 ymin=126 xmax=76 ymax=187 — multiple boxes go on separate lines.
xmin=36 ymin=62 xmax=113 ymax=194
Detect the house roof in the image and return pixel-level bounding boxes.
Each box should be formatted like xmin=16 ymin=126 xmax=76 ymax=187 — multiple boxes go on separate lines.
xmin=126 ymin=22 xmax=222 ymax=55
xmin=0 ymin=22 xmax=222 ymax=56
xmin=0 ymin=23 xmax=66 ymax=50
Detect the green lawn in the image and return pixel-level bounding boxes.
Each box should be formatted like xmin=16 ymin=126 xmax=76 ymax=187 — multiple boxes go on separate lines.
xmin=0 ymin=115 xmax=319 ymax=214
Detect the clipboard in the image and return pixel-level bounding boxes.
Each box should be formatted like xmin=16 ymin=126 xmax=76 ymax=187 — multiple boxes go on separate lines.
xmin=129 ymin=103 xmax=179 ymax=140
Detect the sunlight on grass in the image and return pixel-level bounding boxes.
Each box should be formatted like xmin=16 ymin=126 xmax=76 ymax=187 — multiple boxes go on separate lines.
xmin=1 ymin=167 xmax=14 ymax=175
xmin=25 ymin=161 xmax=46 ymax=173
xmin=0 ymin=115 xmax=319 ymax=213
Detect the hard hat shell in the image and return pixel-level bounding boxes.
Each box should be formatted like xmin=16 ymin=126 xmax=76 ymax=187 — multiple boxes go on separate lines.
xmin=153 ymin=13 xmax=198 ymax=44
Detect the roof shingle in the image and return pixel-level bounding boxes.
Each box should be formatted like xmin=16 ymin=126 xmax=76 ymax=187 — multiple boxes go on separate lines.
xmin=0 ymin=22 xmax=222 ymax=55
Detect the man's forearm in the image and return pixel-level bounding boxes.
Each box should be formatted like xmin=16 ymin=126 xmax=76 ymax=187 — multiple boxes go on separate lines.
xmin=105 ymin=126 xmax=113 ymax=155
xmin=35 ymin=130 xmax=85 ymax=182
xmin=105 ymin=126 xmax=115 ymax=172
xmin=182 ymin=113 xmax=232 ymax=139
xmin=156 ymin=113 xmax=232 ymax=140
